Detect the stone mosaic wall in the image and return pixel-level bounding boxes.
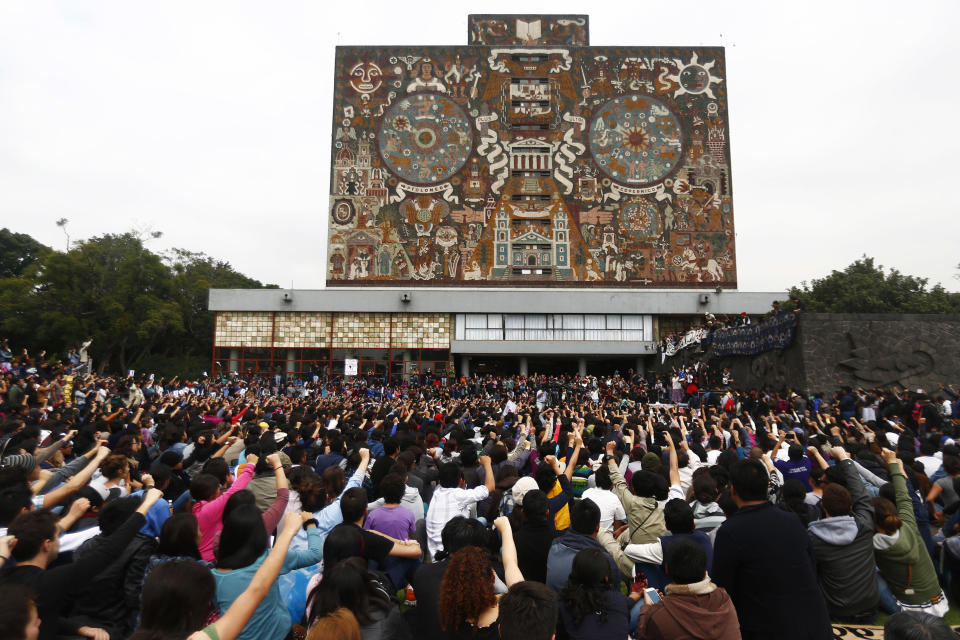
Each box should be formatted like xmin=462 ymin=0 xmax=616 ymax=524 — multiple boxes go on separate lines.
xmin=214 ymin=312 xmax=274 ymax=348
xmin=327 ymin=14 xmax=736 ymax=288
xmin=273 ymin=313 xmax=332 ymax=348
xmin=214 ymin=312 xmax=451 ymax=350
xmin=393 ymin=313 xmax=450 ymax=349
xmin=331 ymin=313 xmax=392 ymax=348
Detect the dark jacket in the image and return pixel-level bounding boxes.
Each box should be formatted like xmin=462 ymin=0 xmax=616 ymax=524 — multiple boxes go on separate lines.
xmin=515 ymin=518 xmax=558 ymax=583
xmin=70 ymin=531 xmax=158 ymax=639
xmin=711 ymin=501 xmax=830 ymax=640
xmin=806 ymin=458 xmax=878 ymax=619
xmin=546 ymin=530 xmax=619 ymax=593
xmin=0 ymin=513 xmax=146 ymax=640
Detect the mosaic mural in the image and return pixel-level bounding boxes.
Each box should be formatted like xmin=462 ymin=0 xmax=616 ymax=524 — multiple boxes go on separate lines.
xmin=327 ymin=15 xmax=736 ymax=287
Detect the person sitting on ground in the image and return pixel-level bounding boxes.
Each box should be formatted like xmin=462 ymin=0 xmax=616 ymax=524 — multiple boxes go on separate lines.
xmin=882 ymin=610 xmax=955 ymax=640
xmin=873 ymin=449 xmax=947 ymax=617
xmin=546 ymin=498 xmax=620 ymax=593
xmin=498 ymin=581 xmax=558 ymax=640
xmin=425 ymin=456 xmax=495 ymax=559
xmin=635 ymin=537 xmax=740 ymax=640
xmin=212 ymin=505 xmax=323 ymax=640
xmin=806 ymin=445 xmax=879 ymax=623
xmin=0 ymin=488 xmax=164 ymax=640
xmin=437 ymin=516 xmax=523 ymax=639
xmin=132 ymin=512 xmax=303 ymax=640
xmin=305 ymin=556 xmax=405 ymax=640
xmin=364 ymin=473 xmax=416 ymax=541
xmin=558 ymin=546 xmax=641 ymax=640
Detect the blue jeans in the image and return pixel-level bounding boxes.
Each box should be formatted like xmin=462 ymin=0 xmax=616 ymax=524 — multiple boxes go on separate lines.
xmin=628 ymin=596 xmax=651 ymax=635
xmin=877 ymin=571 xmax=901 ymax=614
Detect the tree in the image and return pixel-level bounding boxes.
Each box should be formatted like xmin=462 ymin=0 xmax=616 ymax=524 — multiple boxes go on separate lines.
xmin=789 ymin=256 xmax=960 ymax=314
xmin=0 ymin=228 xmax=50 ymax=278
xmin=0 ymin=229 xmax=271 ymax=376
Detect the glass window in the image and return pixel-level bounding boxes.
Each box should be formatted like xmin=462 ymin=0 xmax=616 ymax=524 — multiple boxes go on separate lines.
xmin=622 ymin=315 xmax=643 ymax=330
xmin=585 ymin=315 xmax=604 ymax=329
xmin=562 ymin=315 xmax=583 ymax=329
xmin=465 ymin=314 xmax=487 ymax=329
xmin=505 ymin=314 xmax=524 ymax=328
xmin=525 ymin=314 xmax=546 ymax=329
xmin=606 ymin=315 xmax=621 ymax=329
xmin=487 ymin=314 xmax=503 ymax=328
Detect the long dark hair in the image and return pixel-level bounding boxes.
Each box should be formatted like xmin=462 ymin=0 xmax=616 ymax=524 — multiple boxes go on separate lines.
xmin=305 ymin=557 xmax=392 ymax=628
xmin=130 ymin=561 xmax=215 ymax=640
xmin=156 ymin=513 xmax=201 ymax=559
xmin=559 ymin=547 xmax=613 ymax=628
xmin=216 ymin=503 xmax=267 ymax=569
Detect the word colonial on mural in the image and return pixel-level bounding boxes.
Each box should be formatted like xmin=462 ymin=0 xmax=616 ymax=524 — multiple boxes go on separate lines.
xmin=327 ymin=14 xmax=737 ymax=288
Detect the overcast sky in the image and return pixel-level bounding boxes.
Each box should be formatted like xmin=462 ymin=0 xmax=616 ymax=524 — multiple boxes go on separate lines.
xmin=1 ymin=1 xmax=957 ymax=293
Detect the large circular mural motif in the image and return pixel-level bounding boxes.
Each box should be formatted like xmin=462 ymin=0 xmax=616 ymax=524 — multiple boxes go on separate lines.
xmin=378 ymin=93 xmax=473 ymax=184
xmin=589 ymin=94 xmax=683 ymax=186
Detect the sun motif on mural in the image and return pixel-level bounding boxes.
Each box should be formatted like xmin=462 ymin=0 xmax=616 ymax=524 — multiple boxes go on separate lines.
xmin=378 ymin=93 xmax=473 ymax=185
xmin=667 ymin=52 xmax=723 ymax=99
xmin=589 ymin=94 xmax=684 ymax=186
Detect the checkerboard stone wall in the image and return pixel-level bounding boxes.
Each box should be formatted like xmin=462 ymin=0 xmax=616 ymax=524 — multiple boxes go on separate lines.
xmin=214 ymin=312 xmax=451 ymax=349
xmin=273 ymin=313 xmax=332 ymax=348
xmin=214 ymin=312 xmax=273 ymax=347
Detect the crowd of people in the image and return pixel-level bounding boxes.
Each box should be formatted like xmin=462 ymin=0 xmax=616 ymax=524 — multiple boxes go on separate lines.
xmin=1 ymin=341 xmax=960 ymax=640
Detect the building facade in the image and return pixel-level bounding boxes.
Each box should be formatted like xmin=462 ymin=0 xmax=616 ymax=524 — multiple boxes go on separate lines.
xmin=209 ymin=15 xmax=780 ymax=379
xmin=326 ymin=14 xmax=736 ymax=288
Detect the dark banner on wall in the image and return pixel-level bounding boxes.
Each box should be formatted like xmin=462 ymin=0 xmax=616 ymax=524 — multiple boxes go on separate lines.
xmin=712 ymin=313 xmax=797 ymax=357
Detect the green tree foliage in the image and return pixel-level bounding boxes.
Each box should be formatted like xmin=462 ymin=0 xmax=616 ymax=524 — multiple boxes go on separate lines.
xmin=0 ymin=228 xmax=50 ymax=278
xmin=0 ymin=230 xmax=271 ymax=376
xmin=789 ymin=256 xmax=960 ymax=313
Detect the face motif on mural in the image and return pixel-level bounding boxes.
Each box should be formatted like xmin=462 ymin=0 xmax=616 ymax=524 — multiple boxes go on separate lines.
xmin=349 ymin=61 xmax=383 ymax=95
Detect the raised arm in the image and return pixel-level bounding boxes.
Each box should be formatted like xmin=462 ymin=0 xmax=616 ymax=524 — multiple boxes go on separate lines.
xmin=494 ymin=516 xmax=524 ymax=587
xmin=564 ymin=428 xmax=583 ymax=482
xmin=193 ymin=513 xmax=303 ymax=640
xmin=806 ymin=445 xmax=829 ymax=471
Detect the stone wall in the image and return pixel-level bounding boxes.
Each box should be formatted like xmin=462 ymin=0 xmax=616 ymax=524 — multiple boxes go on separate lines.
xmin=659 ymin=314 xmax=960 ymax=393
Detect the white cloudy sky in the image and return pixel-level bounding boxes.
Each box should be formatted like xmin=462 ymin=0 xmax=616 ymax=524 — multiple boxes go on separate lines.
xmin=1 ymin=1 xmax=957 ymax=293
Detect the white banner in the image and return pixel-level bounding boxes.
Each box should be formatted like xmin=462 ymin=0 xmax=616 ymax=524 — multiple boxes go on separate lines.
xmin=344 ymin=359 xmax=358 ymax=376
xmin=390 ymin=181 xmax=459 ymax=204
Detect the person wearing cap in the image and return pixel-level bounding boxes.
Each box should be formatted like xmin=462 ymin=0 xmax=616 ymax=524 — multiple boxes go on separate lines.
xmin=772 ymin=430 xmax=813 ymax=492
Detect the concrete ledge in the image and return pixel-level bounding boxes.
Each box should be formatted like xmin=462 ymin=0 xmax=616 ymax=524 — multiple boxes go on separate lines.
xmin=209 ymin=287 xmax=786 ymax=315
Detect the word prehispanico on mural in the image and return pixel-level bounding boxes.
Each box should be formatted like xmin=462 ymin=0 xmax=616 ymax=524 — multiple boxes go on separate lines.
xmin=327 ymin=14 xmax=736 ymax=288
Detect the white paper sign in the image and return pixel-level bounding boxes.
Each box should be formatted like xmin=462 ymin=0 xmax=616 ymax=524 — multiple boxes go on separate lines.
xmin=344 ymin=359 xmax=358 ymax=376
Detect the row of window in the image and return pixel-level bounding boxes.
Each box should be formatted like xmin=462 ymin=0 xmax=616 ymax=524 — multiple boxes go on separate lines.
xmin=454 ymin=314 xmax=652 ymax=342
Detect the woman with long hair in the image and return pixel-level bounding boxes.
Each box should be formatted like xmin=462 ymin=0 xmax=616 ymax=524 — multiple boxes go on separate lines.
xmin=437 ymin=516 xmax=523 ymax=639
xmin=132 ymin=513 xmax=302 ymax=640
xmin=558 ymin=547 xmax=638 ymax=639
xmin=873 ymin=449 xmax=947 ymax=617
xmin=212 ymin=504 xmax=323 ymax=640
xmin=305 ymin=557 xmax=402 ymax=640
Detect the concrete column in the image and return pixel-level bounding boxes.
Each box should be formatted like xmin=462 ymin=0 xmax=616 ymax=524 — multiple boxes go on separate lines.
xmin=635 ymin=357 xmax=646 ymax=376
xmin=460 ymin=356 xmax=471 ymax=378
xmin=229 ymin=348 xmax=240 ymax=373
xmin=519 ymin=357 xmax=528 ymax=376
xmin=402 ymin=350 xmax=412 ymax=381
xmin=286 ymin=350 xmax=296 ymax=375
xmin=578 ymin=357 xmax=587 ymax=376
